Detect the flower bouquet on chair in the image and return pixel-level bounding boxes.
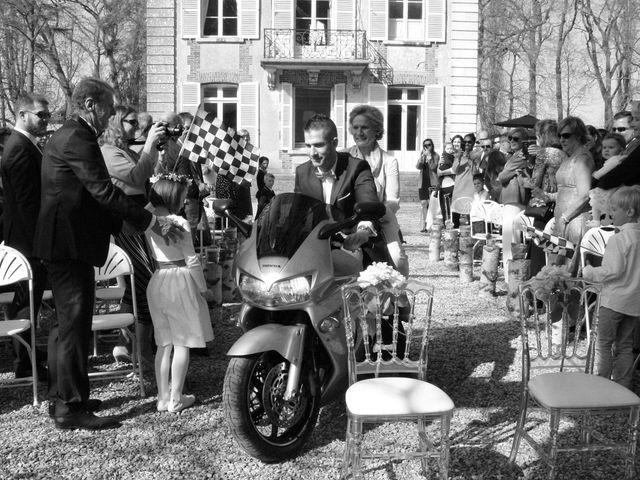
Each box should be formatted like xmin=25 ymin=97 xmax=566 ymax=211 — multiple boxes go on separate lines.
xmin=350 ymin=262 xmax=410 ymax=360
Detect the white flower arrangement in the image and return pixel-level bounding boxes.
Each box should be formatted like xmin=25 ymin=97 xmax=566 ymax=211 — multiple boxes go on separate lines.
xmin=149 ymin=172 xmax=191 ymax=185
xmin=528 ymin=264 xmax=571 ymax=301
xmin=357 ymin=262 xmax=407 ymax=291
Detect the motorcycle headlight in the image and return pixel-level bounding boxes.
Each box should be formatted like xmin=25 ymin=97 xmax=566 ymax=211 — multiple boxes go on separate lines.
xmin=239 ymin=274 xmax=311 ymax=306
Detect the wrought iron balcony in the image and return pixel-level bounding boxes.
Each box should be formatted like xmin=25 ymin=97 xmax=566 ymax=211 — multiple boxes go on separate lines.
xmin=264 ymin=28 xmax=367 ymax=60
xmin=262 ymin=28 xmax=393 ymax=86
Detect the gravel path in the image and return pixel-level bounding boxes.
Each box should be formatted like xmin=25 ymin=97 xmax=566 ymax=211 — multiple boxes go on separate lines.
xmin=0 ymin=202 xmax=635 ymax=479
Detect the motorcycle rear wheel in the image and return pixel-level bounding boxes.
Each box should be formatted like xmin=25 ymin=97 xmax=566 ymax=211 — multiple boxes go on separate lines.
xmin=223 ymin=352 xmax=321 ymax=462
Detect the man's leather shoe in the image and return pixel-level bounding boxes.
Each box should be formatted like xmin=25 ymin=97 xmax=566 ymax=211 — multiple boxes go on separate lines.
xmin=54 ymin=411 xmax=120 ymax=430
xmin=48 ymin=398 xmax=103 ymax=417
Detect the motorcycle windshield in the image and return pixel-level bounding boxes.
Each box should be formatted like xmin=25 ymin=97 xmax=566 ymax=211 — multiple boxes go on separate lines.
xmin=255 ymin=193 xmax=337 ymax=259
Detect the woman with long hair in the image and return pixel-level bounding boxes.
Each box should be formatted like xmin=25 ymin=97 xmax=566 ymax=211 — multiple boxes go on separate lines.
xmin=416 ymin=138 xmax=440 ymax=232
xmin=100 ymin=106 xmax=165 ymax=370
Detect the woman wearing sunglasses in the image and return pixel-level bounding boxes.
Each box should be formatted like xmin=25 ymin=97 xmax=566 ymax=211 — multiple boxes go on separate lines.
xmin=416 ymin=138 xmax=440 ymax=232
xmin=100 ymin=106 xmax=167 ymax=369
xmin=533 ymin=116 xmax=594 ymax=251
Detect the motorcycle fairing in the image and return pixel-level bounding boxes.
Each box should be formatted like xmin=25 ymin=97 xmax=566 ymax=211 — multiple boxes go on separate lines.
xmin=227 ymin=323 xmax=306 ymax=365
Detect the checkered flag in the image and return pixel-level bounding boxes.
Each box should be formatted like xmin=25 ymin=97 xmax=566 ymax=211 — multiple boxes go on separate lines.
xmin=525 ymin=226 xmax=576 ymax=258
xmin=177 ymin=107 xmax=259 ymax=187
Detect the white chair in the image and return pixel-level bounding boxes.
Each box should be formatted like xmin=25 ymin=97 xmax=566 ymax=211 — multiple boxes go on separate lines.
xmin=0 ymin=246 xmax=38 ymax=405
xmin=471 ymin=200 xmax=503 ymax=263
xmin=450 ymin=196 xmax=472 ymax=224
xmin=509 ymin=278 xmax=640 ymax=479
xmin=91 ymin=243 xmax=144 ymax=397
xmin=512 ymin=210 xmax=534 ymax=244
xmin=341 ymin=281 xmax=454 ymax=479
xmin=579 ymin=226 xmax=616 ymax=270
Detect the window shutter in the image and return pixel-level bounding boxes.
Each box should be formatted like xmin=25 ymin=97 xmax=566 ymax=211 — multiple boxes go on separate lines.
xmin=238 ymin=82 xmax=259 ymax=145
xmin=369 ymin=0 xmax=387 ymax=41
xmin=273 ymin=0 xmax=294 ymax=28
xmin=280 ymin=83 xmax=293 ymax=150
xmin=181 ymin=82 xmax=201 ymax=115
xmin=239 ymin=0 xmax=259 ymax=39
xmin=424 ymin=85 xmax=444 ymax=152
xmin=334 ymin=0 xmax=355 ymax=30
xmin=368 ymin=83 xmax=388 ymax=150
xmin=426 ymin=0 xmax=446 ymax=42
xmin=182 ymin=0 xmax=199 ymax=39
xmin=332 ymin=84 xmax=346 ymax=149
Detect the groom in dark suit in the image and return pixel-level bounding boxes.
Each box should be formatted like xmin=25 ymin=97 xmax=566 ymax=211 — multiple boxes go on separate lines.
xmin=33 ymin=78 xmax=181 ymax=430
xmin=0 ymin=93 xmax=50 ymax=379
xmin=294 ymin=114 xmax=381 ymax=274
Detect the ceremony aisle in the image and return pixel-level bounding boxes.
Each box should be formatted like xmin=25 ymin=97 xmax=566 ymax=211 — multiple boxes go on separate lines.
xmin=0 ymin=202 xmax=634 ymax=479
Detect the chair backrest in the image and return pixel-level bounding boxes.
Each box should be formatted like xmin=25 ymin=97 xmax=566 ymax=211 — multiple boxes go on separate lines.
xmin=0 ymin=246 xmax=32 ymax=286
xmin=342 ymin=280 xmax=434 ymax=384
xmin=543 ymin=216 xmax=555 ymax=234
xmin=579 ymin=226 xmax=616 ymax=269
xmin=450 ymin=196 xmax=472 ymax=217
xmin=513 ymin=211 xmax=534 ymax=243
xmin=95 ymin=244 xmax=134 ymax=281
xmin=518 ymin=278 xmax=601 ymax=383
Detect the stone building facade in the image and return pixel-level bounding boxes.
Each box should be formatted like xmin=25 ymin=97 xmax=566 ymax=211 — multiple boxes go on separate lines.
xmin=146 ymin=0 xmax=479 ymax=171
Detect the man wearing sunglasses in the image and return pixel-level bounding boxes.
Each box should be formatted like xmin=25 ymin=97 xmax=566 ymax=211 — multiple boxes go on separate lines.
xmin=0 ymin=93 xmax=51 ymax=381
xmin=611 ymin=110 xmax=635 ymax=145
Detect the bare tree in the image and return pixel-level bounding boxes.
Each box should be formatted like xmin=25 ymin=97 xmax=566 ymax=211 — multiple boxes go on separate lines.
xmin=554 ymin=0 xmax=578 ymax=120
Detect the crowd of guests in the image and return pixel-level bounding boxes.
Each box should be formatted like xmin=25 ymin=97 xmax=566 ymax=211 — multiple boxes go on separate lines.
xmin=3 ymin=75 xmax=640 ymax=426
xmin=418 ymin=107 xmax=640 ymax=391
xmin=0 ymin=80 xmax=275 ymax=429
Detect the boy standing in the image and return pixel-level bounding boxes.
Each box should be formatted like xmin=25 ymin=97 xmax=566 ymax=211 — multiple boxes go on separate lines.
xmin=583 ymin=186 xmax=640 ymax=389
xmin=255 ymin=172 xmax=275 ymax=219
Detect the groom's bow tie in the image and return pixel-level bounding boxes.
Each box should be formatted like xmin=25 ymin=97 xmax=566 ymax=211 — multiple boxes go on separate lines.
xmin=316 ymin=169 xmax=336 ymax=181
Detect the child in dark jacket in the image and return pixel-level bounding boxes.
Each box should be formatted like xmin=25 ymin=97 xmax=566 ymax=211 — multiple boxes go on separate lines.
xmin=255 ymin=173 xmax=275 ymax=219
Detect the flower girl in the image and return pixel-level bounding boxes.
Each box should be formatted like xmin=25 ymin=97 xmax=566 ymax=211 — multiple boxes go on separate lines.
xmin=145 ymin=174 xmax=214 ymax=413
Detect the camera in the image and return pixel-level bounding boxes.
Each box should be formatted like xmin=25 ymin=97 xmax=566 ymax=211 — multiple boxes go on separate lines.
xmin=522 ymin=140 xmax=531 ymax=156
xmin=157 ymin=123 xmax=185 ymax=151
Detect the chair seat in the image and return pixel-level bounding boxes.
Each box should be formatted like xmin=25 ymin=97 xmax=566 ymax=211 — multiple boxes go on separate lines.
xmin=0 ymin=319 xmax=31 ymax=337
xmin=0 ymin=291 xmax=15 ymax=304
xmin=529 ymin=372 xmax=640 ymax=409
xmin=92 ymin=313 xmax=134 ymax=331
xmin=346 ymin=377 xmax=455 ymax=416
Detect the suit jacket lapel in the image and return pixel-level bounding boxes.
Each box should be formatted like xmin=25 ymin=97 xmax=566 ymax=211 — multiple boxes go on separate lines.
xmin=303 ymin=162 xmax=324 ymax=201
xmin=330 ymin=154 xmax=348 ymax=205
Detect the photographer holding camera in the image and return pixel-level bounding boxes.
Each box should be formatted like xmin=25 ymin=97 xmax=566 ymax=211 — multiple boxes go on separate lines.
xmin=497 ymin=127 xmax=533 ymax=280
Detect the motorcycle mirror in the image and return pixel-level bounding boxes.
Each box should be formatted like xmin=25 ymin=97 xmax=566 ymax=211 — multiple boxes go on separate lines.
xmin=207 ymin=196 xmax=233 ymax=215
xmin=205 ymin=195 xmax=252 ymax=238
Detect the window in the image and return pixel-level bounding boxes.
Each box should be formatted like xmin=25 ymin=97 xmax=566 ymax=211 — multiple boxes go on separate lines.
xmin=294 ymin=87 xmax=331 ymax=145
xmin=389 ymin=0 xmax=423 ymax=41
xmin=387 ymin=87 xmax=422 ymax=151
xmin=203 ymin=84 xmax=238 ymax=130
xmin=295 ymin=0 xmax=330 ymax=45
xmin=203 ymin=0 xmax=238 ymax=37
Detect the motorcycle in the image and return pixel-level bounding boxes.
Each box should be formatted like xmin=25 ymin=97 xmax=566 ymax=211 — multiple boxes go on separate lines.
xmin=211 ymin=192 xmax=385 ymax=462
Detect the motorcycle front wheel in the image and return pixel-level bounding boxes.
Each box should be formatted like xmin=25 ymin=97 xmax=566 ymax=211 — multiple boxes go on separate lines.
xmin=223 ymin=351 xmax=321 ymax=462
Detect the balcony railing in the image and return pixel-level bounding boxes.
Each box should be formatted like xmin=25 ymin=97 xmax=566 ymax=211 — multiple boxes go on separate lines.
xmin=263 ymin=28 xmax=393 ymax=85
xmin=264 ymin=28 xmax=367 ymax=60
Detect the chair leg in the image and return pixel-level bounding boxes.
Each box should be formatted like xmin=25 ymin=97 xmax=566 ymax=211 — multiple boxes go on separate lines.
xmin=625 ymin=407 xmax=640 ymax=480
xmin=547 ymin=411 xmax=560 ymax=480
xmin=509 ymin=393 xmax=529 ymax=463
xmin=439 ymin=413 xmax=451 ymax=480
xmin=342 ymin=417 xmax=353 ymax=480
xmin=352 ymin=420 xmax=364 ymax=480
xmin=92 ymin=331 xmax=98 ymax=357
xmin=417 ymin=418 xmax=429 ymax=477
xmin=580 ymin=411 xmax=592 ymax=444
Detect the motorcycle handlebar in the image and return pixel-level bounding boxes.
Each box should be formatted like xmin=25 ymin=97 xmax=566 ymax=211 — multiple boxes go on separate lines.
xmin=318 ymin=201 xmax=385 ymax=240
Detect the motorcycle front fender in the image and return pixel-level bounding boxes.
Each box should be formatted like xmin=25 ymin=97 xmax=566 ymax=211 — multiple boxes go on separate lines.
xmin=227 ymin=323 xmax=306 ymax=365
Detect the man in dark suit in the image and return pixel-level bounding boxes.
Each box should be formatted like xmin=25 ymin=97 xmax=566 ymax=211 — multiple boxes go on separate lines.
xmin=0 ymin=93 xmax=50 ymax=379
xmin=33 ymin=78 xmax=182 ymax=430
xmin=294 ymin=114 xmax=381 ymax=275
